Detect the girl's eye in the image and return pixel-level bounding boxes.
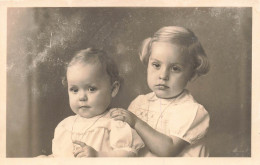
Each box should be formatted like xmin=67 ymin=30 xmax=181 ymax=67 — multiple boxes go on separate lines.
xmin=70 ymin=88 xmax=78 ymax=93
xmin=88 ymin=87 xmax=97 ymax=92
xmin=171 ymin=66 xmax=181 ymax=72
xmin=152 ymin=62 xmax=160 ymax=69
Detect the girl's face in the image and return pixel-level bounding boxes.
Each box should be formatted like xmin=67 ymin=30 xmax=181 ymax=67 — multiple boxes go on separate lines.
xmin=147 ymin=42 xmax=193 ymax=99
xmin=67 ymin=62 xmax=114 ymax=118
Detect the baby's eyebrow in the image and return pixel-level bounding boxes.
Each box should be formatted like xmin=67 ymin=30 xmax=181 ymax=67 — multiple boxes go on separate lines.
xmin=68 ymin=84 xmax=78 ymax=87
xmin=149 ymin=58 xmax=160 ymax=62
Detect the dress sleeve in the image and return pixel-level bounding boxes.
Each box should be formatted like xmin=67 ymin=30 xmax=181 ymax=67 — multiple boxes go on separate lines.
xmin=52 ymin=120 xmax=64 ymax=156
xmin=128 ymin=95 xmax=145 ymax=114
xmin=169 ymin=103 xmax=210 ymax=145
xmin=52 ymin=116 xmax=74 ymax=157
xmin=110 ymin=120 xmax=144 ymax=154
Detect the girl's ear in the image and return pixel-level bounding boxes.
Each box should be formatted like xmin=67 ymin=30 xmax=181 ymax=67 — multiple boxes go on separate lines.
xmin=111 ymin=81 xmax=120 ymax=98
xmin=189 ymin=73 xmax=198 ymax=82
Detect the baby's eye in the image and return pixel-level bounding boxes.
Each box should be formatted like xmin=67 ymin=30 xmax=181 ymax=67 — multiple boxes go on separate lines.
xmin=152 ymin=62 xmax=160 ymax=69
xmin=69 ymin=87 xmax=78 ymax=93
xmin=171 ymin=66 xmax=181 ymax=72
xmin=88 ymin=87 xmax=97 ymax=92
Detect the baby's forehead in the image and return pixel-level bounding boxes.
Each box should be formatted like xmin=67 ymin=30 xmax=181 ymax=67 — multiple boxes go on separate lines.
xmin=67 ymin=60 xmax=105 ymax=72
xmin=68 ymin=61 xmax=110 ymax=78
xmin=69 ymin=55 xmax=100 ymax=66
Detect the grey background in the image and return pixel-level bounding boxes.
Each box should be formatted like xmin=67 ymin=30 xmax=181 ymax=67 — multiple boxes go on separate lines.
xmin=6 ymin=7 xmax=251 ymax=157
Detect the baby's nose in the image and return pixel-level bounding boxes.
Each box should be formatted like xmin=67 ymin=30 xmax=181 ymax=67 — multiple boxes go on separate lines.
xmin=79 ymin=91 xmax=87 ymax=101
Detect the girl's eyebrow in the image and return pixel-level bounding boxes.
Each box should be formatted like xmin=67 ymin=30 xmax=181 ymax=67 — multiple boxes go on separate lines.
xmin=150 ymin=57 xmax=184 ymax=66
xmin=170 ymin=63 xmax=184 ymax=66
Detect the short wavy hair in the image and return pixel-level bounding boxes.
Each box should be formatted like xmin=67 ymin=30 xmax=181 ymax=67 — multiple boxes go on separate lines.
xmin=62 ymin=48 xmax=122 ymax=86
xmin=139 ymin=26 xmax=210 ymax=78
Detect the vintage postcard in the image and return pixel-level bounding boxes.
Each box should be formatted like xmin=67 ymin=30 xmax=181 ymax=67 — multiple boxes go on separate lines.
xmin=0 ymin=0 xmax=259 ymax=165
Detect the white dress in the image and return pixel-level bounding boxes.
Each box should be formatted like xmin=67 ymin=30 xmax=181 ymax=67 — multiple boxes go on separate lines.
xmin=52 ymin=109 xmax=144 ymax=157
xmin=128 ymin=89 xmax=210 ymax=157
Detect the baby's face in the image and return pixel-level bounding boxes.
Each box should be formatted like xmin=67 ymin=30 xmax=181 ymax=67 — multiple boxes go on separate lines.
xmin=67 ymin=62 xmax=113 ymax=118
xmin=147 ymin=42 xmax=193 ymax=99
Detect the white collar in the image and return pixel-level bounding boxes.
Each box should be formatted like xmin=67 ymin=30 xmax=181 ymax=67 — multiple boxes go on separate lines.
xmin=147 ymin=89 xmax=191 ymax=104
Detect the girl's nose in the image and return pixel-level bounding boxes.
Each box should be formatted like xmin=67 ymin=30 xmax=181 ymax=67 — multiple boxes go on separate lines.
xmin=159 ymin=68 xmax=169 ymax=80
xmin=79 ymin=91 xmax=87 ymax=101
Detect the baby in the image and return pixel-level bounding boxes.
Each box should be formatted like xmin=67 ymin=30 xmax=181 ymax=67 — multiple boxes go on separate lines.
xmin=40 ymin=48 xmax=144 ymax=157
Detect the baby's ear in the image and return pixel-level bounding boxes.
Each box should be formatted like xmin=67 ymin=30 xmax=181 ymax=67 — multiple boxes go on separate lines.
xmin=62 ymin=76 xmax=67 ymax=87
xmin=111 ymin=81 xmax=120 ymax=98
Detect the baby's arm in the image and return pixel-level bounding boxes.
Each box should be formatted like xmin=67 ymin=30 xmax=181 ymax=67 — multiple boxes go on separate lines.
xmin=97 ymin=150 xmax=136 ymax=157
xmin=73 ymin=141 xmax=136 ymax=157
xmin=111 ymin=109 xmax=188 ymax=157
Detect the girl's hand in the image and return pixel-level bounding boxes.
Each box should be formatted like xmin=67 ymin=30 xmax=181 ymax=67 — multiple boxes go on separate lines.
xmin=73 ymin=141 xmax=97 ymax=157
xmin=110 ymin=108 xmax=138 ymax=128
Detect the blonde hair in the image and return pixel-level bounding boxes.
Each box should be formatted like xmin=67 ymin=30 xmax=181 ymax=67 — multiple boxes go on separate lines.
xmin=139 ymin=26 xmax=210 ymax=78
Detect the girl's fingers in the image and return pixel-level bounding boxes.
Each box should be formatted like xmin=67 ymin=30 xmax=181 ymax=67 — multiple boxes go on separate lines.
xmin=110 ymin=110 xmax=120 ymax=117
xmin=112 ymin=116 xmax=125 ymax=121
xmin=110 ymin=109 xmax=126 ymax=117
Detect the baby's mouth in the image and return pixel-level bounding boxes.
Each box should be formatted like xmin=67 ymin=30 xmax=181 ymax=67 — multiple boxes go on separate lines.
xmin=79 ymin=105 xmax=91 ymax=109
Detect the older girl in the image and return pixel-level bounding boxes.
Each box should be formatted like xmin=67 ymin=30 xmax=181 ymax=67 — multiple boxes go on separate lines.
xmin=111 ymin=26 xmax=210 ymax=157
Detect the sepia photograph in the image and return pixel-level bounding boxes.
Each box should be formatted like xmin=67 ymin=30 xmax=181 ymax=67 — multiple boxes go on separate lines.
xmin=0 ymin=0 xmax=259 ymax=165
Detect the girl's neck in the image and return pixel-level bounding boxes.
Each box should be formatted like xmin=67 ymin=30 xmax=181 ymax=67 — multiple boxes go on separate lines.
xmin=157 ymin=89 xmax=185 ymax=100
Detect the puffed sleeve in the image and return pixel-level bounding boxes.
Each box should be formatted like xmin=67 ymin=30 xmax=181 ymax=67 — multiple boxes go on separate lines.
xmin=52 ymin=121 xmax=64 ymax=156
xmin=169 ymin=103 xmax=210 ymax=145
xmin=52 ymin=116 xmax=75 ymax=157
xmin=110 ymin=120 xmax=144 ymax=154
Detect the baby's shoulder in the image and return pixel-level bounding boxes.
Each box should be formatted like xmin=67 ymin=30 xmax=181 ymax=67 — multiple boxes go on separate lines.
xmin=106 ymin=108 xmax=133 ymax=128
xmin=55 ymin=115 xmax=77 ymax=130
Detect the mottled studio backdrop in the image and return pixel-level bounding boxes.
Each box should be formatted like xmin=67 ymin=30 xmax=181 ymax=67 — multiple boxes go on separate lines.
xmin=7 ymin=8 xmax=251 ymax=157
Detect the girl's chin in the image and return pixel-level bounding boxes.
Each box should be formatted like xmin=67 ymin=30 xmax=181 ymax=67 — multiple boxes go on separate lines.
xmin=154 ymin=91 xmax=182 ymax=99
xmin=154 ymin=93 xmax=172 ymax=99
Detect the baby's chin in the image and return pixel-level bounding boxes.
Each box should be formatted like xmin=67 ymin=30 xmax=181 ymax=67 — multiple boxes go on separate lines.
xmin=76 ymin=111 xmax=108 ymax=118
xmin=74 ymin=111 xmax=94 ymax=118
xmin=77 ymin=114 xmax=94 ymax=118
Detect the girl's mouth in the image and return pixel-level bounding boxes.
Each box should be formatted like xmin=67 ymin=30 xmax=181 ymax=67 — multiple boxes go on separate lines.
xmin=155 ymin=84 xmax=169 ymax=90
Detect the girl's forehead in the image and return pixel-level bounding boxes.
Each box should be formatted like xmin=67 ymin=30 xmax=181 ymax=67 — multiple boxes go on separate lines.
xmin=151 ymin=42 xmax=184 ymax=56
xmin=150 ymin=42 xmax=191 ymax=64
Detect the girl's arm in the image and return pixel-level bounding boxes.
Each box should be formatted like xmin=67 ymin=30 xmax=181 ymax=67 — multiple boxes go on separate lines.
xmin=111 ymin=110 xmax=188 ymax=157
xmin=73 ymin=141 xmax=136 ymax=157
xmin=134 ymin=118 xmax=188 ymax=156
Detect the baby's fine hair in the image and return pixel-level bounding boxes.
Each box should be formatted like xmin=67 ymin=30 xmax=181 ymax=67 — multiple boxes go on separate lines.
xmin=139 ymin=26 xmax=210 ymax=77
xmin=63 ymin=48 xmax=121 ymax=86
